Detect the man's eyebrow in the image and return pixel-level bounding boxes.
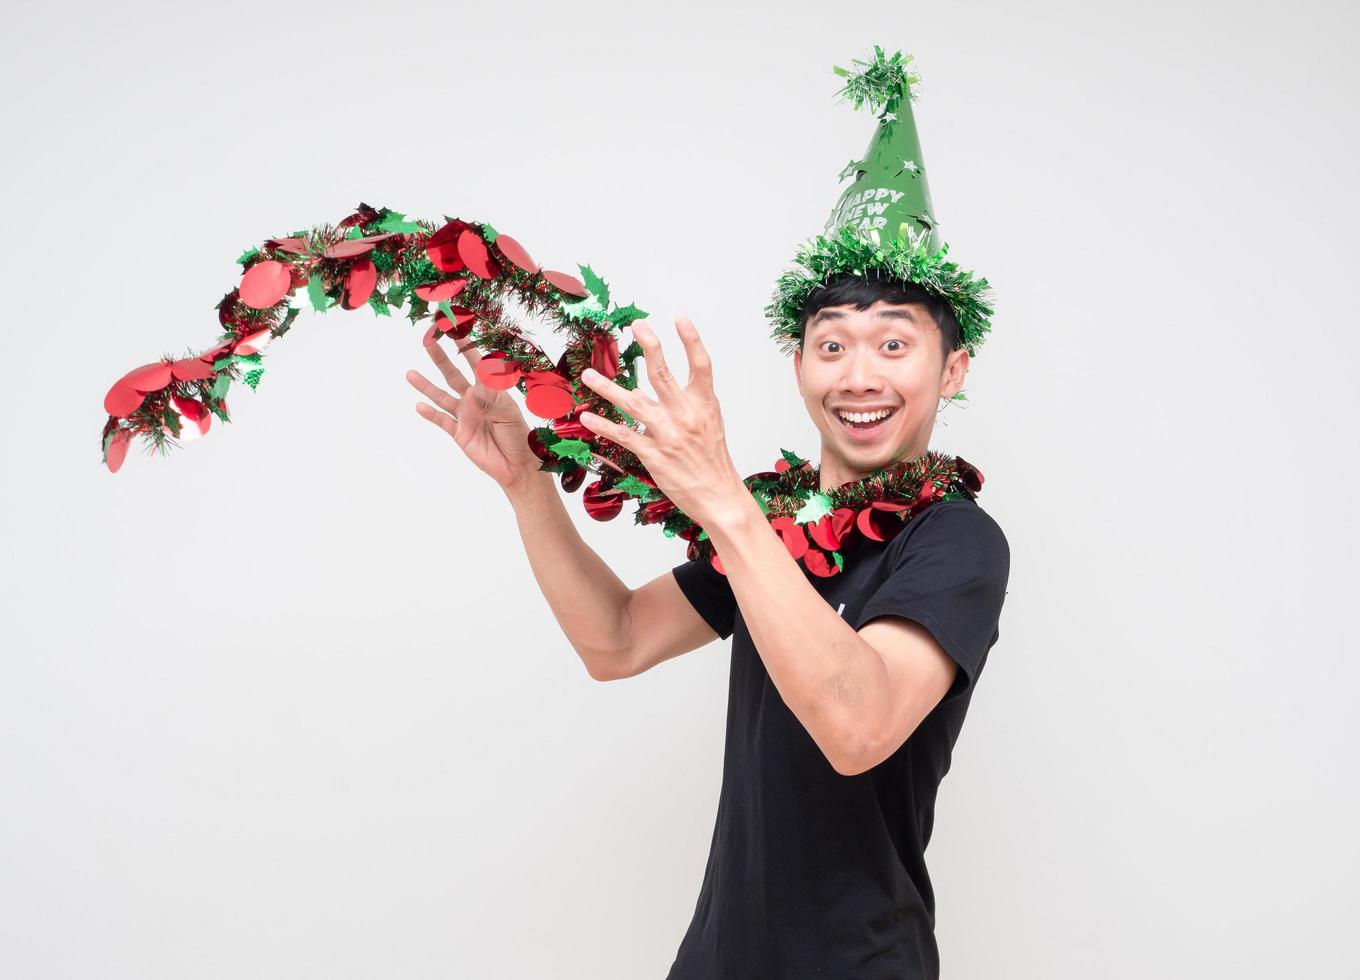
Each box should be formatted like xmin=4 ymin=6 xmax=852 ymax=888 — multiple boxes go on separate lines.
xmin=810 ymin=307 xmax=918 ymax=325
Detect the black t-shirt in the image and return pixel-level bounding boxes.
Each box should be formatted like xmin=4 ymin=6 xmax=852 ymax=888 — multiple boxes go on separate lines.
xmin=665 ymin=498 xmax=1010 ymax=979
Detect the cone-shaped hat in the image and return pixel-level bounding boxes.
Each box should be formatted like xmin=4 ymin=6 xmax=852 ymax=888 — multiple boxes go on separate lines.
xmin=766 ymin=47 xmax=993 ymax=358
xmin=825 ymin=49 xmax=939 ymax=248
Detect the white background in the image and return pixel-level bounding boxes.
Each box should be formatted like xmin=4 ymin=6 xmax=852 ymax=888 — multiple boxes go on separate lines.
xmin=2 ymin=1 xmax=1357 ymax=977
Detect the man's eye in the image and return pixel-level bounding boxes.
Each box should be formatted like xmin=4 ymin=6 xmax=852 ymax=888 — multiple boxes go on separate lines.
xmin=821 ymin=341 xmax=905 ymax=353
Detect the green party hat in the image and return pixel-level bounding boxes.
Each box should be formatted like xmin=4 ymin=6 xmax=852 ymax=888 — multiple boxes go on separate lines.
xmin=766 ymin=46 xmax=993 ymax=357
xmin=825 ymin=48 xmax=938 ymax=248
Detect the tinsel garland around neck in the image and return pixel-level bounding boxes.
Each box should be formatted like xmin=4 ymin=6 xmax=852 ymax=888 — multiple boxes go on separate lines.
xmin=96 ymin=203 xmax=985 ymax=579
xmin=662 ymin=447 xmax=985 ymax=578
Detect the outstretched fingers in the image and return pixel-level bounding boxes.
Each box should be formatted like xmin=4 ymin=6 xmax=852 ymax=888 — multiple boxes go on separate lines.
xmin=675 ymin=315 xmax=715 ymax=396
xmin=406 ymin=368 xmax=462 ymax=439
xmin=579 ymin=408 xmax=644 ymax=458
xmin=422 ymin=337 xmax=472 ymax=395
xmin=452 ymin=334 xmax=487 ymax=375
xmin=631 ymin=319 xmax=683 ymax=405
xmin=413 ymin=398 xmax=459 ymax=439
xmin=406 ymin=369 xmax=462 ymax=418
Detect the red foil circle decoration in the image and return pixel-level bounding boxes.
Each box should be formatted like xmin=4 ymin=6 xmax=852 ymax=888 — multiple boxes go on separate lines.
xmin=104 ymin=429 xmax=132 ymax=473
xmin=495 ymin=234 xmax=539 ymax=273
xmin=123 ymin=362 xmax=174 ymax=393
xmin=475 ymin=353 xmax=522 ymax=391
xmin=323 ymin=233 xmax=396 ymax=259
xmin=552 ymin=415 xmax=591 ymax=440
xmin=267 ymin=237 xmax=310 ymax=255
xmin=803 ymin=547 xmax=840 ymax=578
xmin=769 ymin=516 xmax=810 ymax=560
xmin=542 ymin=270 xmax=587 ymax=297
xmin=171 ymin=395 xmax=212 ymax=438
xmin=170 ymin=357 xmax=215 ymax=382
xmin=527 ymin=427 xmax=553 ymax=462
xmin=809 ymin=507 xmax=856 ymax=551
xmin=104 ymin=380 xmax=145 ymax=417
xmin=907 ymin=480 xmax=941 ymax=516
xmin=343 ymin=258 xmax=378 ymax=309
xmin=582 ymin=480 xmax=624 ymax=521
xmin=426 ymin=220 xmax=470 ymax=273
xmin=590 ymin=334 xmax=620 ymax=380
xmin=639 ymin=499 xmax=677 ymax=525
xmin=235 ymin=328 xmax=273 ymax=356
xmin=524 ymin=383 xmax=577 ymax=420
xmin=414 ymin=279 xmax=467 ymax=303
xmin=856 ymin=500 xmax=910 ymax=542
xmin=457 ymin=229 xmax=500 ymax=280
xmin=954 ymin=455 xmax=984 ymax=493
xmin=449 ymin=307 xmax=477 ymax=338
xmin=238 ymin=260 xmax=292 ymax=309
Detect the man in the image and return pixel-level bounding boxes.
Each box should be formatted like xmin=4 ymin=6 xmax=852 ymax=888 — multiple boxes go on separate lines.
xmin=405 ymin=47 xmax=1009 ymax=979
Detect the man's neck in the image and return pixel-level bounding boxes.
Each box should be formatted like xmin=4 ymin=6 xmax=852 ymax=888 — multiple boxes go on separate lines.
xmin=818 ymin=443 xmax=928 ymax=493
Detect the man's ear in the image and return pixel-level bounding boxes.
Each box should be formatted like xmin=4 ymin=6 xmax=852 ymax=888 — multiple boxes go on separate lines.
xmin=939 ymin=348 xmax=969 ymax=398
xmin=793 ymin=346 xmax=803 ymax=386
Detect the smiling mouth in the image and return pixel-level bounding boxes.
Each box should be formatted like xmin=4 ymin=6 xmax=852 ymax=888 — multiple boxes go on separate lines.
xmin=833 ymin=407 xmax=898 ymax=438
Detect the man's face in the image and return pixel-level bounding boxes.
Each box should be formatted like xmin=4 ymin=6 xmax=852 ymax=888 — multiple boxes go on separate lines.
xmin=793 ymin=300 xmax=969 ymax=481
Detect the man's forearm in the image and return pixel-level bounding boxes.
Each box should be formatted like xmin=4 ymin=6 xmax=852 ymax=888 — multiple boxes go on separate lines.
xmin=504 ymin=471 xmax=635 ymax=677
xmin=705 ymin=493 xmax=892 ymax=774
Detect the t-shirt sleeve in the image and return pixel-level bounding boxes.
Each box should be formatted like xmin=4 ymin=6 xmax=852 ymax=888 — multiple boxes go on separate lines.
xmin=670 ymin=554 xmax=739 ymax=641
xmin=853 ymin=501 xmax=1011 ymax=704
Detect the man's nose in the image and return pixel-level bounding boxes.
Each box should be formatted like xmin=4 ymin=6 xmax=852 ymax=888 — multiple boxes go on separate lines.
xmin=840 ymin=351 xmax=884 ymax=391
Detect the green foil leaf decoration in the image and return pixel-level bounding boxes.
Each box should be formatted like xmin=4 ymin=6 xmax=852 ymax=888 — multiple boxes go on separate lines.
xmin=793 ymin=491 xmax=833 ymax=524
xmin=307 ymin=275 xmax=331 ymax=313
xmin=579 ymin=264 xmax=610 ymax=307
xmin=373 ymin=210 xmax=423 ymax=234
xmin=548 ymin=437 xmax=594 ymax=467
xmin=615 ymin=474 xmax=657 ymax=500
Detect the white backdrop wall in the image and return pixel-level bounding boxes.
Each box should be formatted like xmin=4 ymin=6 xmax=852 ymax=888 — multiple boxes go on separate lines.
xmin=1 ymin=1 xmax=1356 ymax=977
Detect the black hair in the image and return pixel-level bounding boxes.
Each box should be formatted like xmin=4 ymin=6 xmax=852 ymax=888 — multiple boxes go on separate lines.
xmin=798 ymin=272 xmax=961 ymax=365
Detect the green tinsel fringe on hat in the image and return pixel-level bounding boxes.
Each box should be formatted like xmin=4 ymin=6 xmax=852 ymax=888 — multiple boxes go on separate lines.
xmin=765 ymin=226 xmax=994 ymax=357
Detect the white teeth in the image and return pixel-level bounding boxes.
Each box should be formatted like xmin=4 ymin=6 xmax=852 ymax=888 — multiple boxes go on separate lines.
xmin=837 ymin=408 xmax=893 ymax=424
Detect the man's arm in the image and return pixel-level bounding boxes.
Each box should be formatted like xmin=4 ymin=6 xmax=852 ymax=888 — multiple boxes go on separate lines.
xmin=506 ymin=471 xmax=718 ymax=682
xmin=703 ymin=493 xmax=958 ymax=776
xmin=569 ymin=317 xmax=958 ymax=770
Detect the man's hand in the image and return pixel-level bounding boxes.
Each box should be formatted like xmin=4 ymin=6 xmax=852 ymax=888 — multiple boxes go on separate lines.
xmin=405 ymin=336 xmax=544 ymax=496
xmin=578 ymin=316 xmax=750 ymax=528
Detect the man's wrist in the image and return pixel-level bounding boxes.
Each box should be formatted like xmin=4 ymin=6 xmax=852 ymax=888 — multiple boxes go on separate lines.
xmin=703 ymin=483 xmax=767 ymax=548
xmin=503 ymin=469 xmax=556 ymax=510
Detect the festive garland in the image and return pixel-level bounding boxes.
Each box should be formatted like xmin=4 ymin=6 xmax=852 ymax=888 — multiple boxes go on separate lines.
xmin=98 ymin=204 xmax=984 ymax=577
